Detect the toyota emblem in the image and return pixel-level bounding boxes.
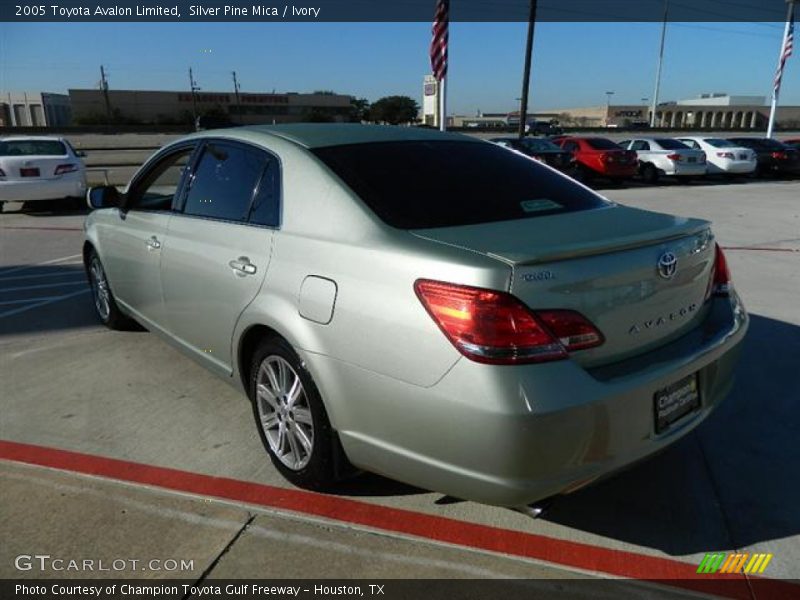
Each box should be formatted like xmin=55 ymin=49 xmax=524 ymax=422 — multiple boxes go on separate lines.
xmin=657 ymin=252 xmax=678 ymax=279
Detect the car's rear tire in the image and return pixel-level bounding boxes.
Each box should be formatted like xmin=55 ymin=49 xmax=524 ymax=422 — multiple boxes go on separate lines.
xmin=641 ymin=163 xmax=659 ymax=184
xmin=87 ymin=249 xmax=135 ymax=330
xmin=249 ymin=337 xmax=344 ymax=490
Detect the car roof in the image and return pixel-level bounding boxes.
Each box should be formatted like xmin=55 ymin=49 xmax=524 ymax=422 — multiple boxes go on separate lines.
xmin=187 ymin=123 xmax=478 ymax=149
xmin=0 ymin=136 xmax=65 ymax=142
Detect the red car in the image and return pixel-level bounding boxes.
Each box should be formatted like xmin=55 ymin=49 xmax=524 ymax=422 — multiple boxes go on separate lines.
xmin=552 ymin=136 xmax=638 ymax=182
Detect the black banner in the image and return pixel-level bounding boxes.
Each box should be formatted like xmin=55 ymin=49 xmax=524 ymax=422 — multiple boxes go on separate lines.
xmin=0 ymin=0 xmax=793 ymax=23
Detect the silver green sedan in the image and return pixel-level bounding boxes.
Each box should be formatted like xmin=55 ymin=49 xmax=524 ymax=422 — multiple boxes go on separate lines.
xmin=83 ymin=124 xmax=748 ymax=506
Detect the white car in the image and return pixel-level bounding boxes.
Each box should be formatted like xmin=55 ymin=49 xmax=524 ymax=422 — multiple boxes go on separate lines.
xmin=618 ymin=137 xmax=707 ymax=183
xmin=0 ymin=136 xmax=87 ymax=208
xmin=675 ymin=137 xmax=757 ymax=177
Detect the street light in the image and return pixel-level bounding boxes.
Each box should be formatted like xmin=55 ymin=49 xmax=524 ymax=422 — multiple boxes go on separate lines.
xmin=605 ymin=91 xmax=615 ymax=107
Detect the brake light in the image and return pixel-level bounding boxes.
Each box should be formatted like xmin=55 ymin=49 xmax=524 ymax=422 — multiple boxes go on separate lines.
xmin=705 ymin=243 xmax=731 ymax=300
xmin=54 ymin=164 xmax=79 ymax=175
xmin=666 ymin=153 xmax=682 ymax=162
xmin=699 ymin=152 xmax=707 ymax=164
xmin=537 ymin=310 xmax=605 ymax=351
xmin=771 ymin=151 xmax=788 ymax=160
xmin=717 ymin=152 xmax=735 ymax=159
xmin=414 ymin=280 xmax=603 ymax=365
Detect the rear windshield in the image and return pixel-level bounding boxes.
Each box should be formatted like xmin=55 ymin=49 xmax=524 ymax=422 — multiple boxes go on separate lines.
xmin=312 ymin=141 xmax=608 ymax=229
xmin=655 ymin=138 xmax=689 ymax=150
xmin=0 ymin=140 xmax=67 ymax=156
xmin=731 ymin=138 xmax=784 ymax=150
xmin=704 ymin=138 xmax=736 ymax=148
xmin=585 ymin=138 xmax=622 ymax=150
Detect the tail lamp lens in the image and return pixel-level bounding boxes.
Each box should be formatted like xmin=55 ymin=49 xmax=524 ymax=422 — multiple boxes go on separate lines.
xmin=414 ymin=280 xmax=603 ymax=365
xmin=706 ymin=243 xmax=732 ymax=300
xmin=666 ymin=153 xmax=682 ymax=161
xmin=54 ymin=164 xmax=79 ymax=175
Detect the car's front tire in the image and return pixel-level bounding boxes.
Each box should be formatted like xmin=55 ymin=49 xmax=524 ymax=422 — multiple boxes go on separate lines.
xmin=87 ymin=249 xmax=134 ymax=330
xmin=249 ymin=337 xmax=343 ymax=489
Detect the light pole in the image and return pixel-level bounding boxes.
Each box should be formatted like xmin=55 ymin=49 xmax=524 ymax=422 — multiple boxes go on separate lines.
xmin=605 ymin=91 xmax=614 ymax=126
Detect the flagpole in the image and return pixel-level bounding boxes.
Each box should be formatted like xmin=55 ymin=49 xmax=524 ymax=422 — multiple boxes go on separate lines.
xmin=439 ymin=77 xmax=447 ymax=132
xmin=767 ymin=0 xmax=796 ymax=138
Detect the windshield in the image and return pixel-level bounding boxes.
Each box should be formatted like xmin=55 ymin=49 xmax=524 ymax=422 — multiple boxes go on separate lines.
xmin=312 ymin=141 xmax=608 ymax=229
xmin=585 ymin=138 xmax=622 ymax=151
xmin=0 ymin=140 xmax=67 ymax=156
xmin=704 ymin=138 xmax=737 ymax=148
xmin=655 ymin=139 xmax=690 ymax=150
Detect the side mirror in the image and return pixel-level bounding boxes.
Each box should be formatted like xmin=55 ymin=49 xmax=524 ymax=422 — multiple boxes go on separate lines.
xmin=76 ymin=150 xmax=87 ymax=158
xmin=87 ymin=186 xmax=121 ymax=210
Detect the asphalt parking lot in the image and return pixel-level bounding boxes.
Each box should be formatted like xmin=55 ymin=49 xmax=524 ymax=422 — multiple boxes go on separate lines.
xmin=1 ymin=178 xmax=798 ymax=598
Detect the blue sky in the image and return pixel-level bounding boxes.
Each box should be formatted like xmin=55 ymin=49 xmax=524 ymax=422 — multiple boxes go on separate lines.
xmin=0 ymin=21 xmax=796 ymax=113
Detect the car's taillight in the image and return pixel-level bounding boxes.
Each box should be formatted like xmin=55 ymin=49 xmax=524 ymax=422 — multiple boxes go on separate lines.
xmin=705 ymin=243 xmax=732 ymax=300
xmin=666 ymin=153 xmax=683 ymax=161
xmin=414 ymin=280 xmax=603 ymax=365
xmin=699 ymin=152 xmax=707 ymax=164
xmin=771 ymin=151 xmax=788 ymax=160
xmin=54 ymin=164 xmax=79 ymax=175
xmin=536 ymin=310 xmax=605 ymax=351
xmin=717 ymin=152 xmax=735 ymax=159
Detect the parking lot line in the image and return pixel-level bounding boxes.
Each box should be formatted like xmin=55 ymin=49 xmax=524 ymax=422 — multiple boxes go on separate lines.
xmin=0 ymin=289 xmax=90 ymax=319
xmin=0 ymin=272 xmax=86 ymax=282
xmin=0 ymin=254 xmax=82 ymax=276
xmin=0 ymin=281 xmax=87 ymax=293
xmin=0 ymin=295 xmax=82 ymax=306
xmin=3 ymin=439 xmax=794 ymax=599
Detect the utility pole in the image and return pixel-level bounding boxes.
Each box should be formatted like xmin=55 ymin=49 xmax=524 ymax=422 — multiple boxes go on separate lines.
xmin=650 ymin=0 xmax=669 ymax=128
xmin=232 ymin=71 xmax=242 ymax=124
xmin=518 ymin=0 xmax=538 ymax=139
xmin=99 ymin=65 xmax=113 ymax=122
xmin=189 ymin=67 xmax=201 ymax=130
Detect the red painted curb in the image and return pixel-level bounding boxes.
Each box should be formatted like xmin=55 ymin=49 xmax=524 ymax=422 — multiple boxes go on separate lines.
xmin=0 ymin=440 xmax=794 ymax=599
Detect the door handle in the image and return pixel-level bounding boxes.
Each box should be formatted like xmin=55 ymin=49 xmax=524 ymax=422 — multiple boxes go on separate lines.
xmin=145 ymin=236 xmax=161 ymax=251
xmin=229 ymin=256 xmax=257 ymax=276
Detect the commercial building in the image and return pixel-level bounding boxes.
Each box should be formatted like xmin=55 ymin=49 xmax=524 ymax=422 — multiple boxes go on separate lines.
xmin=544 ymin=94 xmax=800 ymax=129
xmin=0 ymin=92 xmax=72 ymax=127
xmin=68 ymin=89 xmax=353 ymax=125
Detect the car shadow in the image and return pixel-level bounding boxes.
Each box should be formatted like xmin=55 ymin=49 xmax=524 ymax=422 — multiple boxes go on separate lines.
xmin=1 ymin=201 xmax=88 ymax=216
xmin=540 ymin=313 xmax=799 ymax=555
xmin=0 ymin=264 xmax=102 ymax=337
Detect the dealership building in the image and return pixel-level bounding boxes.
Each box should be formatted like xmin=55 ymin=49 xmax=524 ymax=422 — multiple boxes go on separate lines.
xmin=67 ymin=88 xmax=353 ymax=125
xmin=0 ymin=92 xmax=72 ymax=127
xmin=543 ymin=94 xmax=800 ymax=129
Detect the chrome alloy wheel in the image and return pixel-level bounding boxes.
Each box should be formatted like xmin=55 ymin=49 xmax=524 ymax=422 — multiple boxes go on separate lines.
xmin=256 ymin=355 xmax=314 ymax=470
xmin=89 ymin=256 xmax=111 ymax=321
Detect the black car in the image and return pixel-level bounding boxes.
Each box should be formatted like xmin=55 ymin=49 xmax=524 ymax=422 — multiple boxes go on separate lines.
xmin=727 ymin=137 xmax=800 ymax=177
xmin=490 ymin=137 xmax=576 ymax=175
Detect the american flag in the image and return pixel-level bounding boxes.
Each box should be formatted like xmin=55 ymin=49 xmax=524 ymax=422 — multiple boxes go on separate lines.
xmin=430 ymin=0 xmax=449 ymax=81
xmin=774 ymin=16 xmax=794 ymax=94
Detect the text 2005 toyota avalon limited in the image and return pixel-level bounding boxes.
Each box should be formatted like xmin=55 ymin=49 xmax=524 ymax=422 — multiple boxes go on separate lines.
xmin=83 ymin=124 xmax=747 ymax=506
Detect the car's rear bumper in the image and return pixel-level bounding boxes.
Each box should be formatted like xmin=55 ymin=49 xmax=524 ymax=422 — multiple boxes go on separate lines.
xmin=312 ymin=291 xmax=748 ymax=506
xmin=662 ymin=163 xmax=707 ymax=176
xmin=0 ymin=176 xmax=86 ymax=202
xmin=707 ymin=160 xmax=756 ymax=174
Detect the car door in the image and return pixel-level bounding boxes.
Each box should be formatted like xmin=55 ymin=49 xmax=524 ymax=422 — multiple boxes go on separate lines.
xmin=97 ymin=145 xmax=196 ymax=330
xmin=159 ymin=140 xmax=279 ymax=376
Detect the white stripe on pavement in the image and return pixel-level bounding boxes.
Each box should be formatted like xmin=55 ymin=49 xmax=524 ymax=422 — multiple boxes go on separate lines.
xmin=0 ymin=281 xmax=88 ymax=293
xmin=0 ymin=254 xmax=82 ymax=276
xmin=0 ymin=289 xmax=90 ymax=319
xmin=0 ymin=295 xmax=82 ymax=306
xmin=0 ymin=272 xmax=85 ymax=282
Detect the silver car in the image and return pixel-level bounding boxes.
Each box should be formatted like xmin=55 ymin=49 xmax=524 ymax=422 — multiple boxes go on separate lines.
xmin=618 ymin=137 xmax=708 ymax=183
xmin=84 ymin=124 xmax=748 ymax=506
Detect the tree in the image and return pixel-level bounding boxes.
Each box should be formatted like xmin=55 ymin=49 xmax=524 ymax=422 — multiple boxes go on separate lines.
xmin=349 ymin=97 xmax=370 ymax=123
xmin=369 ymin=96 xmax=419 ymax=125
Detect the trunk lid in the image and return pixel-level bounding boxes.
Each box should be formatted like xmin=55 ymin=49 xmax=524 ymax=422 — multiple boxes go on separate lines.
xmin=411 ymin=205 xmax=715 ymax=367
xmin=0 ymin=155 xmax=71 ymax=181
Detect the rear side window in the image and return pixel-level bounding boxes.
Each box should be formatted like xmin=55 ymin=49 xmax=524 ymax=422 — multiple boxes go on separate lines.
xmin=0 ymin=140 xmax=66 ymax=156
xmin=312 ymin=141 xmax=608 ymax=229
xmin=183 ymin=142 xmax=268 ymax=223
xmin=705 ymin=138 xmax=736 ymax=148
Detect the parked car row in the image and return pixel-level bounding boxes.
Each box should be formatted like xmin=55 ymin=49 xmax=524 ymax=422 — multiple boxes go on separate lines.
xmin=490 ymin=134 xmax=800 ymax=184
